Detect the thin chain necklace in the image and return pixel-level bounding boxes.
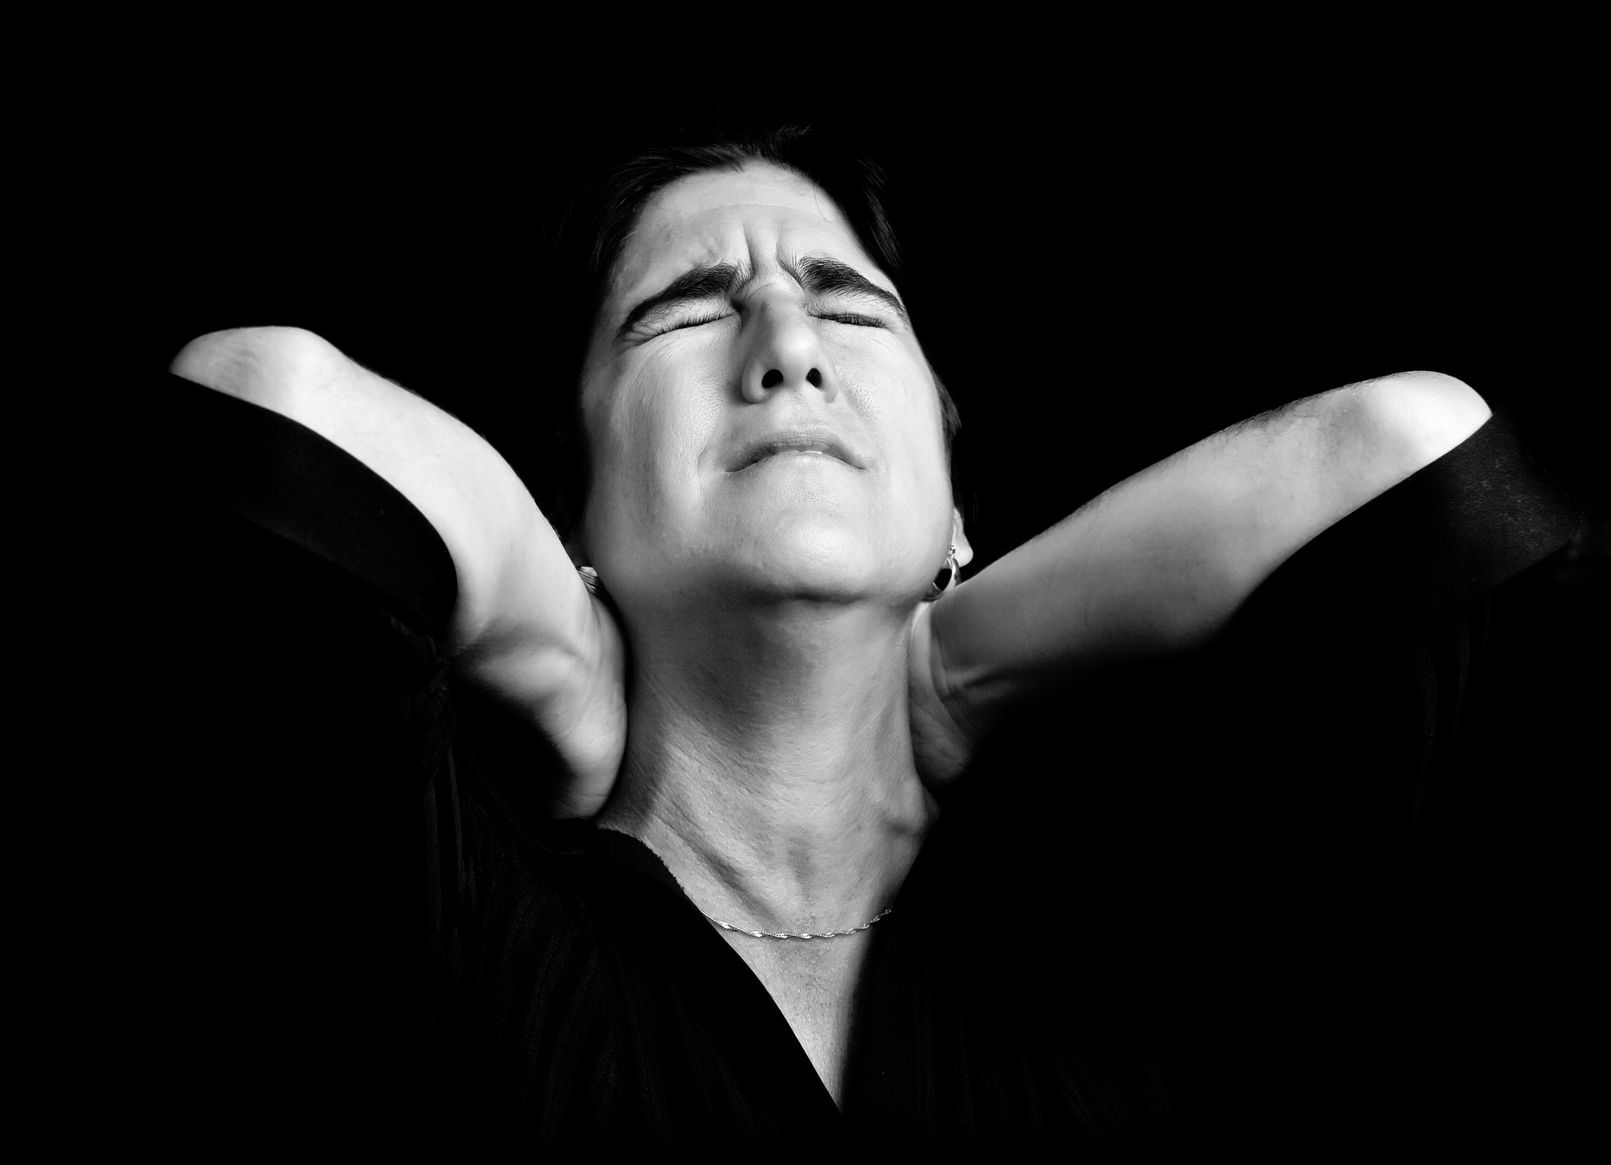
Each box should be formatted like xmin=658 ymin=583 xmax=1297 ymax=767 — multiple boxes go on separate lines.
xmin=702 ymin=905 xmax=894 ymax=941
xmin=601 ymin=820 xmax=899 ymax=941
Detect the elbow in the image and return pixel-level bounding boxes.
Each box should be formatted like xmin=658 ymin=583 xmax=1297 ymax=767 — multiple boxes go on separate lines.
xmin=1352 ymin=370 xmax=1492 ymax=472
xmin=170 ymin=326 xmax=345 ymax=410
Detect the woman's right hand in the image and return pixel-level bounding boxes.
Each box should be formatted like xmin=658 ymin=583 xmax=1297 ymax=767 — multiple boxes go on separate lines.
xmin=171 ymin=326 xmax=629 ymax=817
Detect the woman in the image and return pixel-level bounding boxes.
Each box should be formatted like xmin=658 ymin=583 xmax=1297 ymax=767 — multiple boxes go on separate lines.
xmin=154 ymin=127 xmax=1578 ymax=1148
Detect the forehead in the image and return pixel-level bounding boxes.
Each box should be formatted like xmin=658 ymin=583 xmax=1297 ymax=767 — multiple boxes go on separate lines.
xmin=606 ymin=163 xmax=886 ymax=308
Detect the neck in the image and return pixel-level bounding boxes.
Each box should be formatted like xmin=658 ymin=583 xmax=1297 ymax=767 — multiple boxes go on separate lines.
xmin=598 ymin=598 xmax=935 ymax=934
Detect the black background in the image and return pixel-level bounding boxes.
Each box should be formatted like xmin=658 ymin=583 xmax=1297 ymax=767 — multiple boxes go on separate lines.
xmin=80 ymin=36 xmax=1603 ymax=1149
xmin=104 ymin=54 xmax=1603 ymax=563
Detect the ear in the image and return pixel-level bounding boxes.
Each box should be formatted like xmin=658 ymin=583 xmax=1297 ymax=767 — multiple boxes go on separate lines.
xmin=950 ymin=507 xmax=974 ymax=569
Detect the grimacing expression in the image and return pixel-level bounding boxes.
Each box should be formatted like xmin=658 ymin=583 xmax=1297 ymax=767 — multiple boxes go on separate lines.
xmin=577 ymin=163 xmax=960 ymax=620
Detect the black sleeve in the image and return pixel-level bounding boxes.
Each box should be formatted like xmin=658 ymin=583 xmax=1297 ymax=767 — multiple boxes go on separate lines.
xmin=1177 ymin=413 xmax=1591 ymax=1149
xmin=959 ymin=412 xmax=1591 ymax=1150
xmin=1225 ymin=409 xmax=1584 ymax=655
xmin=958 ymin=410 xmax=1584 ymax=861
xmin=118 ymin=375 xmax=474 ymax=1149
xmin=1201 ymin=411 xmax=1584 ymax=872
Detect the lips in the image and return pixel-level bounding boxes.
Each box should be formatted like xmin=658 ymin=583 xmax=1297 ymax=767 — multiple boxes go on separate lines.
xmin=728 ymin=428 xmax=868 ymax=472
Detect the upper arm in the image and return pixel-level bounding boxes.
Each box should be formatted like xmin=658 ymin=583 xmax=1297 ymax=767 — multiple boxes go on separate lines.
xmin=921 ymin=370 xmax=1492 ymax=749
xmin=171 ymin=325 xmax=627 ymax=806
xmin=1177 ymin=370 xmax=1493 ymax=616
xmin=170 ymin=326 xmax=574 ymax=642
xmin=172 ymin=327 xmax=609 ymax=674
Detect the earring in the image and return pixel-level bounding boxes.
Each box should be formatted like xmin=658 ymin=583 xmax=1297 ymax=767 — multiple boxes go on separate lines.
xmin=577 ymin=566 xmax=601 ymax=596
xmin=925 ymin=542 xmax=959 ymax=601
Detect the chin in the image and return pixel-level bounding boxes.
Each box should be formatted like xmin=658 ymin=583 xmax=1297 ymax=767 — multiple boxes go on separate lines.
xmin=715 ymin=521 xmax=847 ymax=585
xmin=738 ymin=534 xmax=919 ymax=605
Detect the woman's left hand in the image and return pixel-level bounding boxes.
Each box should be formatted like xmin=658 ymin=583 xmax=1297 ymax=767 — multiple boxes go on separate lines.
xmin=907 ymin=601 xmax=974 ymax=788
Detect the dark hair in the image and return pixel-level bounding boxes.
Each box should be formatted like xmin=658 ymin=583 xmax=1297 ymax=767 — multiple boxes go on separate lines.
xmin=539 ymin=123 xmax=962 ymax=546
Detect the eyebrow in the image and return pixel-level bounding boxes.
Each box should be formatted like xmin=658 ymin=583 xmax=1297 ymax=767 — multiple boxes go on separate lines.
xmin=615 ymin=254 xmax=909 ymax=339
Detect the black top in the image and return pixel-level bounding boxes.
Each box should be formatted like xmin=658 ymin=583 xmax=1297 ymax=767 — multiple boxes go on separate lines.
xmin=120 ymin=377 xmax=1584 ymax=1152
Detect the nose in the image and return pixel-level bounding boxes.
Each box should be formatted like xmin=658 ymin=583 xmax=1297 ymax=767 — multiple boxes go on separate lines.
xmin=740 ymin=299 xmax=840 ymax=404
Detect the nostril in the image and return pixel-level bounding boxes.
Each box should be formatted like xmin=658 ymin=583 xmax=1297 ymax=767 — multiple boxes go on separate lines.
xmin=806 ymin=368 xmax=823 ymax=388
xmin=761 ymin=369 xmax=783 ymax=390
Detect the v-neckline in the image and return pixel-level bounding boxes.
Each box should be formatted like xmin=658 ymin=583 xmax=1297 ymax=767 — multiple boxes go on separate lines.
xmin=580 ymin=821 xmax=942 ymax=1117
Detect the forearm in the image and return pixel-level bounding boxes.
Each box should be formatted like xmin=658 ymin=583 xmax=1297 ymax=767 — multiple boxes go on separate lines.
xmin=928 ymin=371 xmax=1491 ymax=739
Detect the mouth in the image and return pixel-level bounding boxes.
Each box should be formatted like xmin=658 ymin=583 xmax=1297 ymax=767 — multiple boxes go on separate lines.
xmin=728 ymin=429 xmax=867 ymax=472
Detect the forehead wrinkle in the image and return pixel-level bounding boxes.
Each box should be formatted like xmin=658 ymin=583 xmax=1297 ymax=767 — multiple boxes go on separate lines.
xmin=617 ymin=172 xmax=864 ymax=303
xmin=595 ymin=168 xmax=904 ymax=365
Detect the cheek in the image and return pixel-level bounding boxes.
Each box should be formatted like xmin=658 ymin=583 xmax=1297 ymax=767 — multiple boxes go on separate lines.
xmin=585 ymin=361 xmax=723 ymax=538
xmin=850 ymin=363 xmax=950 ymax=486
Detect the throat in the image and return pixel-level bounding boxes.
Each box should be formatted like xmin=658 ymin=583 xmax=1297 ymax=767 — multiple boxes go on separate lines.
xmin=598 ymin=659 xmax=936 ymax=937
xmin=592 ymin=604 xmax=936 ymax=1105
xmin=611 ymin=598 xmax=923 ymax=799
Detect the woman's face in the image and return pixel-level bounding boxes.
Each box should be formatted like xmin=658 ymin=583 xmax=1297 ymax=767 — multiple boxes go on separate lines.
xmin=577 ymin=163 xmax=958 ymax=621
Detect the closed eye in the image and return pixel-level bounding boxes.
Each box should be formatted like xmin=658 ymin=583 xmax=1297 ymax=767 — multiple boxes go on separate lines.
xmin=813 ymin=311 xmax=886 ymax=328
xmin=653 ymin=309 xmax=884 ymax=337
xmin=653 ymin=312 xmax=734 ymax=336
